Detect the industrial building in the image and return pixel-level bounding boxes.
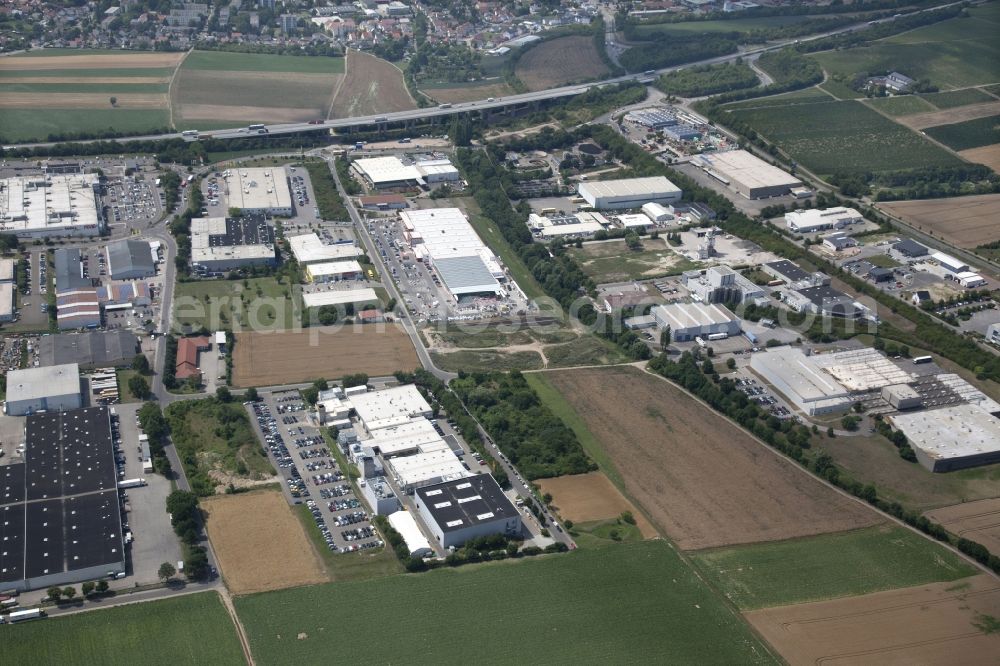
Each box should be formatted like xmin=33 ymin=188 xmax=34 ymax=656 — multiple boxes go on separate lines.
xmin=106 ymin=239 xmax=156 ymax=280
xmin=651 ymin=302 xmax=740 ymax=341
xmin=693 ymin=150 xmax=801 ymax=199
xmin=191 ymin=217 xmax=276 ymax=271
xmin=414 ymin=474 xmax=521 ymax=549
xmin=955 ymin=271 xmax=987 ymax=289
xmin=301 ymin=289 xmax=379 ymax=310
xmin=401 ymin=208 xmax=505 ymax=300
xmin=822 ymin=232 xmax=858 ymax=252
xmin=223 ymin=168 xmax=293 ymax=215
xmin=615 ymin=213 xmax=653 ymax=230
xmin=0 ymin=258 xmax=15 ymax=283
xmin=931 ymin=251 xmax=969 ymax=274
xmin=359 ymin=476 xmax=400 ymax=516
xmin=98 ymin=282 xmax=151 ymax=309
xmin=527 ymin=211 xmax=608 ymax=239
xmin=749 ymin=347 xmax=854 ymax=415
xmin=893 ymin=238 xmax=928 ymax=258
xmin=988 ymin=322 xmax=1000 ymax=345
xmin=683 ymin=266 xmax=767 ymax=306
xmin=366 ymin=418 xmax=449 ymax=458
xmin=787 ymin=284 xmax=866 ymax=319
xmin=882 ymin=384 xmax=923 ymax=410
xmin=305 ymin=260 xmax=363 ymax=282
xmin=56 ymin=288 xmax=101 ymax=330
xmin=55 ymin=248 xmax=91 ymax=292
xmin=387 ymin=511 xmax=433 ymax=558
xmin=663 ymin=124 xmax=702 ymax=141
xmin=626 ymin=108 xmax=682 ymax=129
xmin=0 ymin=282 xmax=12 ymax=322
xmin=0 ymin=407 xmax=125 ymax=592
xmin=359 ymin=194 xmax=408 ymax=210
xmin=287 ymin=233 xmax=363 ymax=265
xmin=386 ymin=449 xmax=469 ymax=492
xmin=763 ymin=259 xmax=811 ymax=284
xmin=351 ymin=156 xmax=460 ymax=190
xmin=350 ymin=384 xmax=433 ymax=433
xmin=37 ymin=331 xmax=139 ymax=370
xmin=785 ymin=207 xmax=863 ymax=234
xmin=642 ymin=202 xmax=673 ymax=224
xmin=578 ymin=176 xmax=682 ymax=210
xmin=889 ymin=404 xmax=1000 ymax=472
xmin=0 ymin=174 xmax=104 ymax=238
xmin=4 ymin=363 xmax=82 ymax=415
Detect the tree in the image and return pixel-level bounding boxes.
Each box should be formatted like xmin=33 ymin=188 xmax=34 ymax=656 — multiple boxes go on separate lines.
xmin=184 ymin=545 xmax=210 ymax=580
xmin=82 ymin=581 xmax=96 ymax=596
xmin=110 ymin=96 xmax=117 ymax=107
xmin=96 ymin=580 xmax=109 ymax=593
xmin=726 ymin=357 xmax=736 ymax=370
xmin=62 ymin=586 xmax=76 ymax=600
xmin=128 ymin=375 xmax=151 ymax=400
xmin=244 ymin=387 xmax=259 ymax=402
xmin=660 ymin=326 xmax=671 ymax=348
xmin=47 ymin=586 xmax=63 ymax=601
xmin=215 ymin=386 xmax=232 ymax=402
xmin=827 ymin=426 xmax=835 ymax=437
xmin=158 ymin=561 xmax=177 ymax=582
xmin=131 ymin=354 xmax=150 ymax=374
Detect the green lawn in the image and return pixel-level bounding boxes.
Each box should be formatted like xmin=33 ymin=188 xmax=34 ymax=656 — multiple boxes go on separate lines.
xmin=0 ymin=592 xmax=245 ymax=666
xmin=922 ymin=87 xmax=996 ymax=109
xmin=430 ymin=349 xmax=543 ymax=372
xmin=181 ymin=50 xmax=344 ymax=74
xmin=629 ymin=14 xmax=818 ymax=38
xmin=866 ymin=95 xmax=937 ymax=117
xmin=174 ymin=277 xmax=300 ymax=332
xmin=866 ymin=253 xmax=901 ymax=268
xmin=818 ymin=78 xmax=864 ymax=100
xmin=116 ymin=368 xmax=144 ymax=403
xmin=544 ymin=334 xmax=629 ymax=368
xmin=467 ymin=212 xmax=546 ymax=300
xmin=569 ymin=518 xmax=645 ymax=549
xmin=692 ymin=525 xmax=977 ymax=610
xmin=924 ymin=114 xmax=1000 ymax=151
xmin=236 ymin=540 xmax=776 ymax=664
xmin=0 ymin=108 xmax=170 ymax=143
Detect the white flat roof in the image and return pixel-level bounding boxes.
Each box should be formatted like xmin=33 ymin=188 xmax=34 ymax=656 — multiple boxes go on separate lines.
xmin=0 ymin=282 xmax=13 ymax=317
xmin=386 ymin=511 xmax=432 ymax=556
xmin=302 ymin=288 xmax=378 ymax=309
xmin=0 ymin=258 xmax=15 ymax=282
xmin=652 ymin=302 xmax=738 ymax=330
xmin=5 ymin=362 xmax=80 ymax=402
xmin=308 ymin=260 xmax=363 ymax=277
xmin=224 ymin=168 xmax=292 ymax=211
xmin=387 ymin=450 xmax=469 ymax=487
xmin=578 ymin=176 xmax=681 ymax=200
xmin=288 ymin=233 xmax=363 ymax=264
xmin=750 ymin=347 xmax=850 ymax=403
xmin=350 ymin=385 xmax=432 ymax=432
xmin=930 ymin=250 xmax=968 ymax=271
xmin=811 ymin=347 xmax=913 ymax=391
xmin=786 ymin=207 xmax=862 ymax=230
xmin=698 ymin=150 xmax=801 ymax=190
xmin=367 ymin=417 xmax=446 ymax=457
xmin=618 ymin=213 xmax=652 ymax=228
xmin=890 ymin=403 xmax=1000 ymax=461
xmin=353 ymin=156 xmax=422 ymax=185
xmin=0 ymin=174 xmax=100 ymax=234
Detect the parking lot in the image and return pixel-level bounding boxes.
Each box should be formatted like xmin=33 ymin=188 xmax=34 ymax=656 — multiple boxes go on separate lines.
xmin=200 ymin=164 xmax=324 ymax=226
xmin=102 ymin=175 xmax=162 ymax=229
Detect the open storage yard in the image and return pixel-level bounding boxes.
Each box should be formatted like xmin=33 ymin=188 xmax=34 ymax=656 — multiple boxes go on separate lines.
xmin=232 ymin=325 xmax=418 ymax=387
xmin=926 ymin=498 xmax=1000 ymax=556
xmin=878 ymin=194 xmax=1000 ymax=247
xmin=0 ymin=592 xmax=245 ymax=666
xmin=235 ymin=540 xmax=777 ymax=664
xmin=535 ymin=471 xmax=657 ymax=538
xmin=746 ymin=574 xmax=1000 ymax=666
xmin=203 ymin=488 xmax=328 ymax=594
xmin=328 ymin=50 xmax=414 ymax=119
xmin=515 ymin=35 xmax=610 ymax=91
xmin=531 ymin=366 xmax=882 ymax=550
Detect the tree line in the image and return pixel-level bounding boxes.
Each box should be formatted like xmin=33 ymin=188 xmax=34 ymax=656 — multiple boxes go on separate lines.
xmin=655 ymin=62 xmax=760 ymax=98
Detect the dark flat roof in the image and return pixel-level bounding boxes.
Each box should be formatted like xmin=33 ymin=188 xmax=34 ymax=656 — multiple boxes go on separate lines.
xmin=207 ymin=216 xmax=275 ymax=248
xmin=893 ymin=238 xmax=928 ymax=256
xmin=25 ymin=499 xmax=64 ymax=579
xmin=65 ymin=490 xmax=123 ymax=572
xmin=0 ymin=505 xmax=25 ymax=583
xmin=25 ymin=407 xmax=117 ymax=500
xmin=797 ymin=284 xmax=862 ymax=317
xmin=766 ymin=259 xmax=810 ymax=282
xmin=416 ymin=473 xmax=517 ymax=533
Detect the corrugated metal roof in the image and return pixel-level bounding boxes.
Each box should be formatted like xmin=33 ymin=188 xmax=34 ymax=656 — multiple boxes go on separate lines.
xmin=433 ymin=255 xmax=501 ymax=296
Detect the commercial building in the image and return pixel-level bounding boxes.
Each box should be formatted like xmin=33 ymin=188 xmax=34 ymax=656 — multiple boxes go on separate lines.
xmin=54 ymin=248 xmax=91 ymax=292
xmin=788 ymin=284 xmax=866 ymax=319
xmin=350 ymin=384 xmax=432 ymax=433
xmin=651 ymin=302 xmax=740 ymax=341
xmin=223 ymin=168 xmax=293 ymax=215
xmin=693 ymin=150 xmax=801 ymax=199
xmin=4 ymin=363 xmax=82 ymax=415
xmin=305 ymin=260 xmax=363 ymax=282
xmin=387 ymin=511 xmax=433 ymax=558
xmin=785 ymin=207 xmax=863 ymax=234
xmin=888 ymin=404 xmax=1000 ymax=472
xmin=616 ymin=213 xmax=654 ymax=230
xmin=98 ymin=282 xmax=151 ymax=309
xmin=528 ymin=212 xmax=607 ymax=239
xmin=642 ymin=202 xmax=673 ymax=224
xmin=931 ymin=251 xmax=969 ymax=274
xmin=351 ymin=156 xmax=459 ymax=189
xmin=385 ymin=449 xmax=469 ymax=492
xmin=663 ymin=124 xmax=702 ymax=141
xmin=414 ymin=474 xmax=521 ymax=549
xmin=0 ymin=174 xmax=103 ymax=238
xmin=414 ymin=158 xmax=460 ymax=183
xmin=626 ymin=108 xmax=681 ymax=129
xmin=175 ymin=336 xmax=210 ymax=381
xmin=0 ymin=281 xmax=12 ymax=322
xmin=0 ymin=258 xmax=15 ymax=283
xmin=823 ymin=233 xmax=858 ymax=252
xmin=37 ymin=331 xmax=139 ymax=370
xmin=401 ymin=208 xmax=505 ymax=300
xmin=0 ymin=407 xmax=125 ymax=592
xmin=955 ymin=271 xmax=987 ymax=289
xmin=56 ymin=288 xmax=101 ymax=330
xmin=893 ymin=238 xmax=928 ymax=258
xmin=301 ymin=288 xmax=379 ymax=309
xmin=359 ymin=194 xmax=408 ymax=210
xmin=366 ymin=418 xmax=449 ymax=458
xmin=359 ymin=476 xmax=400 ymax=516
xmin=287 ymin=233 xmax=363 ymax=265
xmin=684 ymin=266 xmax=767 ymax=306
xmin=578 ymin=176 xmax=682 ymax=210
xmin=749 ymin=347 xmax=853 ymax=415
xmin=882 ymin=384 xmax=923 ymax=410
xmin=191 ymin=217 xmax=276 ymax=271
xmin=763 ymin=259 xmax=810 ymax=284
xmin=106 ymin=239 xmax=156 ymax=280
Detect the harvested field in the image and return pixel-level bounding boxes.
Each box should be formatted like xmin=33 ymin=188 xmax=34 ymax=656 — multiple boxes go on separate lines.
xmin=515 ymin=35 xmax=610 ymax=91
xmin=962 ymin=145 xmax=1000 ymax=173
xmin=175 ymin=104 xmax=315 ymax=124
xmin=203 ymin=489 xmax=328 ymax=594
xmin=423 ymin=81 xmax=515 ymax=104
xmin=0 ymin=52 xmax=184 ymax=70
xmin=329 ymin=50 xmax=415 ymax=119
xmin=895 ymin=101 xmax=1000 ymax=130
xmin=0 ymin=92 xmax=166 ymax=108
xmin=878 ymin=194 xmax=1000 ymax=247
xmin=0 ymin=76 xmax=171 ymax=84
xmin=232 ymin=325 xmax=418 ymax=387
xmin=535 ymin=471 xmax=657 ymax=538
xmin=536 ymin=366 xmax=882 ymax=550
xmin=926 ymin=498 xmax=1000 ymax=556
xmin=746 ymin=575 xmax=1000 ymax=666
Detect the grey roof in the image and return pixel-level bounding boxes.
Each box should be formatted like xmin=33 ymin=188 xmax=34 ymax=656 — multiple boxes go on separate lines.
xmin=107 ymin=239 xmax=154 ymax=278
xmin=38 ymin=331 xmax=138 ymax=368
xmin=5 ymin=363 xmax=81 ymax=402
xmin=797 ymin=285 xmax=862 ymax=317
xmin=54 ymin=248 xmax=90 ymax=291
xmin=433 ymin=255 xmax=501 ymax=296
xmin=415 ymin=473 xmax=517 ymax=533
xmin=893 ymin=238 xmax=928 ymax=256
xmin=766 ymin=260 xmax=810 ymax=282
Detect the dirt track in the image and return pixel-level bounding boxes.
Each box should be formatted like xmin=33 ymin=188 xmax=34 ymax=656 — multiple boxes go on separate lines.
xmin=747 ymin=574 xmax=1000 ymax=665
xmin=926 ymin=498 xmax=1000 ymax=556
xmin=0 ymin=92 xmax=167 ymax=108
xmin=878 ymin=193 xmax=1000 ymax=247
xmin=536 ymin=472 xmax=657 ymax=538
xmin=0 ymin=53 xmax=184 ymax=70
xmin=540 ymin=366 xmax=883 ymax=551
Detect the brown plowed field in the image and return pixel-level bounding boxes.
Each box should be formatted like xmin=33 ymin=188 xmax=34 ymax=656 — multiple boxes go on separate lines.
xmin=961 ymin=144 xmax=1000 ymax=173
xmin=535 ymin=472 xmax=657 ymax=538
xmin=232 ymin=325 xmax=418 ymax=387
xmin=896 ymin=101 xmax=1000 ymax=130
xmin=0 ymin=92 xmax=166 ymax=108
xmin=515 ymin=35 xmax=610 ymax=91
xmin=424 ymin=82 xmax=515 ymax=104
xmin=746 ymin=574 xmax=1000 ymax=665
xmin=177 ymin=104 xmax=317 ymax=124
xmin=202 ymin=489 xmax=328 ymax=594
xmin=329 ymin=50 xmax=415 ymax=119
xmin=926 ymin=498 xmax=1000 ymax=556
xmin=878 ymin=194 xmax=1000 ymax=247
xmin=540 ymin=366 xmax=882 ymax=550
xmin=0 ymin=53 xmax=184 ymax=70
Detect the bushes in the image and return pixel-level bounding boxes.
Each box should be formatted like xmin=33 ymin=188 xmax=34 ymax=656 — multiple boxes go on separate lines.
xmin=300 ymin=160 xmax=349 ymax=221
xmin=619 ymin=35 xmax=738 ymax=73
xmin=655 ymin=62 xmax=759 ymax=97
xmin=138 ymin=402 xmax=172 ymax=475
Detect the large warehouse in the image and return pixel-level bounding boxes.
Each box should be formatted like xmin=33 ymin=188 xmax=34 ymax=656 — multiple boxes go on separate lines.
xmin=401 ymin=208 xmax=505 ymax=301
xmin=651 ymin=302 xmax=740 ymax=341
xmin=106 ymin=239 xmax=156 ymax=280
xmin=223 ymin=168 xmax=293 ymax=215
xmin=386 ymin=449 xmax=469 ymax=492
xmin=4 ymin=363 xmax=82 ymax=415
xmin=301 ymin=288 xmax=379 ymax=310
xmin=350 ymin=384 xmax=433 ymax=433
xmin=351 ymin=156 xmax=460 ymax=189
xmin=578 ymin=176 xmax=682 ymax=210
xmin=287 ymin=233 xmax=363 ymax=265
xmin=888 ymin=403 xmax=1000 ymax=472
xmin=749 ymin=346 xmax=854 ymax=415
xmin=414 ymin=473 xmax=521 ymax=549
xmin=0 ymin=174 xmax=104 ymax=238
xmin=0 ymin=407 xmax=125 ymax=592
xmin=306 ymin=260 xmax=363 ymax=282
xmin=693 ymin=150 xmax=801 ymax=199
xmin=785 ymin=207 xmax=863 ymax=233
xmin=191 ymin=216 xmax=276 ymax=271
xmin=0 ymin=282 xmax=13 ymax=323
xmin=38 ymin=331 xmax=139 ymax=370
xmin=55 ymin=288 xmax=101 ymax=330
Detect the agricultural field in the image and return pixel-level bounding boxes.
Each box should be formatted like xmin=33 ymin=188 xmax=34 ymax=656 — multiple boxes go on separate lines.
xmin=878 ymin=194 xmax=1000 ymax=247
xmin=747 ymin=574 xmax=1000 ymax=666
xmin=235 ymin=540 xmax=777 ymax=664
xmin=328 ymin=50 xmax=415 ymax=119
xmin=419 ymin=80 xmax=516 ymax=104
xmin=0 ymin=49 xmax=180 ymax=142
xmin=924 ymin=113 xmax=1000 ymax=151
xmin=532 ymin=367 xmax=882 ymax=550
xmin=961 ymin=144 xmax=1000 ymax=174
xmin=626 ymin=14 xmax=817 ymax=39
xmin=692 ymin=525 xmax=977 ymax=610
xmin=895 ymin=102 xmax=1000 ymax=131
xmin=430 ymin=349 xmax=543 ymax=372
xmin=203 ymin=488 xmax=328 ymax=594
xmin=172 ymin=50 xmax=344 ymax=129
xmin=232 ymin=325 xmax=418 ymax=387
xmin=535 ymin=471 xmax=657 ymax=538
xmin=926 ymin=498 xmax=1000 ymax=556
xmin=922 ymin=87 xmax=997 ymax=109
xmin=515 ymin=35 xmax=610 ymax=91
xmin=726 ymin=99 xmax=962 ymax=176
xmin=721 ymin=86 xmax=835 ymax=110
xmin=568 ymin=238 xmax=703 ymax=283
xmin=866 ymin=94 xmax=937 ymax=117
xmin=174 ymin=277 xmax=300 ymax=331
xmin=0 ymin=592 xmax=245 ymax=666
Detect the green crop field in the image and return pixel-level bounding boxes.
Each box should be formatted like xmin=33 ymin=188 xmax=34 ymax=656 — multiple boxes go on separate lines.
xmin=866 ymin=95 xmax=937 ymax=117
xmin=236 ymin=540 xmax=777 ymax=664
xmin=924 ymin=114 xmax=1000 ymax=151
xmin=0 ymin=592 xmax=245 ymax=666
xmin=721 ymin=86 xmax=835 ymax=110
xmin=628 ymin=14 xmax=816 ymax=38
xmin=922 ymin=87 xmax=996 ymax=109
xmin=0 ymin=108 xmax=171 ymax=142
xmin=726 ymin=99 xmax=961 ymax=175
xmin=181 ymin=50 xmax=344 ymax=74
xmin=692 ymin=525 xmax=977 ymax=610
